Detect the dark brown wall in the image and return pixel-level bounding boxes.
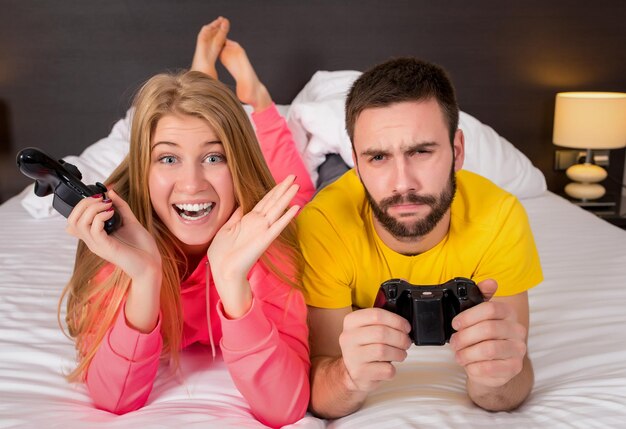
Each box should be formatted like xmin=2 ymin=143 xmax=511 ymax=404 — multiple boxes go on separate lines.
xmin=1 ymin=0 xmax=624 ymax=201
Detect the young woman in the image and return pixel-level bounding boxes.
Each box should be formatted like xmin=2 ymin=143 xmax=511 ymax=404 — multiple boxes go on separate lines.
xmin=60 ymin=17 xmax=314 ymax=428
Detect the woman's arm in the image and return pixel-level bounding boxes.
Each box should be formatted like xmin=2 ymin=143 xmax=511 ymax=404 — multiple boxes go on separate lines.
xmin=207 ymin=177 xmax=309 ymax=427
xmin=66 ymin=191 xmax=164 ymax=413
xmin=85 ymin=307 xmax=163 ymax=414
xmin=218 ymin=270 xmax=310 ymax=428
xmin=253 ymin=104 xmax=315 ymax=208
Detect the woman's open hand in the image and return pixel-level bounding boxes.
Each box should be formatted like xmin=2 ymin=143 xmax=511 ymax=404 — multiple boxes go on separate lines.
xmin=207 ymin=175 xmax=299 ymax=317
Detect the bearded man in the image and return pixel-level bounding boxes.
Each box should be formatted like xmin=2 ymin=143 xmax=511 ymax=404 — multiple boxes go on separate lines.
xmin=298 ymin=57 xmax=542 ymax=419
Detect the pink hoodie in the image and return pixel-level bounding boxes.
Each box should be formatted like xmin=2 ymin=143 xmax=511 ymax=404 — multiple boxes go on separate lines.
xmin=84 ymin=104 xmax=314 ymax=428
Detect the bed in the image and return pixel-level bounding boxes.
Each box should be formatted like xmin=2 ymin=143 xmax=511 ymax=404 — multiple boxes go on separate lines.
xmin=1 ymin=68 xmax=626 ymax=428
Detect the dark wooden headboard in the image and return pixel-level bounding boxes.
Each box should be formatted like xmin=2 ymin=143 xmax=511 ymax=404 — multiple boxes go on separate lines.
xmin=1 ymin=0 xmax=625 ymax=202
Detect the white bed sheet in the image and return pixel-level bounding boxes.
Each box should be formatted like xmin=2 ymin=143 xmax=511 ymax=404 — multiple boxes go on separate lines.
xmin=1 ymin=188 xmax=625 ymax=428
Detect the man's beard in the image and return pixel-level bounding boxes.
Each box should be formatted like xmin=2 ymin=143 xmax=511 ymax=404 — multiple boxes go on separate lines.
xmin=365 ymin=170 xmax=456 ymax=240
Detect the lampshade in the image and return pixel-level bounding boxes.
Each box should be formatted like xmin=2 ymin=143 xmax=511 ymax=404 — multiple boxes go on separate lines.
xmin=553 ymin=92 xmax=626 ymax=149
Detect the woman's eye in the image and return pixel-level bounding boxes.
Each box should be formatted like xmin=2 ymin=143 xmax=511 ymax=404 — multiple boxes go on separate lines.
xmin=159 ymin=155 xmax=177 ymax=165
xmin=205 ymin=154 xmax=224 ymax=164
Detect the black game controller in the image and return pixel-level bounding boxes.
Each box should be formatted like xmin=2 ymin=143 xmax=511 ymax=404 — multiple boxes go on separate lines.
xmin=16 ymin=147 xmax=121 ymax=234
xmin=374 ymin=277 xmax=483 ymax=346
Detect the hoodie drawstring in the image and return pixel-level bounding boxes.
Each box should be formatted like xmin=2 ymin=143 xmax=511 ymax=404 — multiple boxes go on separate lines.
xmin=205 ymin=260 xmax=216 ymax=359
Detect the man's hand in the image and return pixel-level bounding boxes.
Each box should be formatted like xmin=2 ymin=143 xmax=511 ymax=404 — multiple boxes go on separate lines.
xmin=339 ymin=307 xmax=412 ymax=393
xmin=308 ymin=306 xmax=412 ymax=418
xmin=449 ymin=279 xmax=533 ymax=410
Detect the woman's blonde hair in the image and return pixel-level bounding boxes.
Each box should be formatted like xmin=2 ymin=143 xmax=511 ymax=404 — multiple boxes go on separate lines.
xmin=59 ymin=71 xmax=302 ymax=381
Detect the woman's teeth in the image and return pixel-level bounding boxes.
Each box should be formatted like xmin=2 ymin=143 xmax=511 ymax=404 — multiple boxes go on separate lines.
xmin=174 ymin=202 xmax=214 ymax=220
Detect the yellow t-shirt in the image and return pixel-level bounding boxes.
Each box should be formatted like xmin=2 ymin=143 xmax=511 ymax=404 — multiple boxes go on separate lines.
xmin=298 ymin=169 xmax=543 ymax=309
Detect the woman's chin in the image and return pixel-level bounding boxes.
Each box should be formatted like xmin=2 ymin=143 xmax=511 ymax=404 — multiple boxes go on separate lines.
xmin=178 ymin=239 xmax=211 ymax=257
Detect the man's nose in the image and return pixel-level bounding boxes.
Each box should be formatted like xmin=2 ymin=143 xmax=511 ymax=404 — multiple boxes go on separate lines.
xmin=391 ymin=158 xmax=419 ymax=194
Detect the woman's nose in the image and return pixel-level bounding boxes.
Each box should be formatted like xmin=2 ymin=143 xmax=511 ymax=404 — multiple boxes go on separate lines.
xmin=177 ymin=165 xmax=209 ymax=194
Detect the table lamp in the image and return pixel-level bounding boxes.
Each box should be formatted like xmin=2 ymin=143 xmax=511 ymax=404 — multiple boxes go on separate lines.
xmin=553 ymin=92 xmax=626 ymax=200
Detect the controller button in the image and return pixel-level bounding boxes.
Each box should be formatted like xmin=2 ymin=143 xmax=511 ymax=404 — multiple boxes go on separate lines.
xmin=458 ymin=286 xmax=467 ymax=298
xmin=389 ymin=285 xmax=397 ymax=299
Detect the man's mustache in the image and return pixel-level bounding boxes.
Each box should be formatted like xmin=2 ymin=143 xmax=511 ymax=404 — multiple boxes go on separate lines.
xmin=379 ymin=192 xmax=437 ymax=211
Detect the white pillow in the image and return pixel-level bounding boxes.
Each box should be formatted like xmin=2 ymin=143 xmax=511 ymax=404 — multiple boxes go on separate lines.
xmin=287 ymin=70 xmax=547 ymax=199
xmin=287 ymin=71 xmax=361 ymax=184
xmin=458 ymin=112 xmax=547 ymax=198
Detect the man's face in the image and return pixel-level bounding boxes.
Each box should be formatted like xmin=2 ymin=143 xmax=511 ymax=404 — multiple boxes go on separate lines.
xmin=352 ymin=99 xmax=464 ymax=242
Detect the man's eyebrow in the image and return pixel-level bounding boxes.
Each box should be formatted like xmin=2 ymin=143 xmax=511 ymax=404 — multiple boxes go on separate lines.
xmin=360 ymin=148 xmax=391 ymax=157
xmin=359 ymin=141 xmax=439 ymax=157
xmin=402 ymin=141 xmax=438 ymax=152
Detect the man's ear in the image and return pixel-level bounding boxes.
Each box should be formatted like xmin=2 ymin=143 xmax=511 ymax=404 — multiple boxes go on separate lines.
xmin=453 ymin=129 xmax=465 ymax=172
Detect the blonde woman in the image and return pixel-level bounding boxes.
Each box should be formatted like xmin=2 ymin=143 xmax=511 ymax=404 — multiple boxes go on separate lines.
xmin=60 ymin=18 xmax=314 ymax=428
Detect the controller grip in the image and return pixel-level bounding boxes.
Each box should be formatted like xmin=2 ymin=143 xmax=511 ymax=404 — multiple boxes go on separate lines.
xmin=34 ymin=180 xmax=53 ymax=197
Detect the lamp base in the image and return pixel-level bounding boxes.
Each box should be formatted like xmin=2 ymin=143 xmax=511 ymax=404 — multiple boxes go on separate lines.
xmin=564 ymin=182 xmax=606 ymax=200
xmin=564 ymin=163 xmax=607 ymax=201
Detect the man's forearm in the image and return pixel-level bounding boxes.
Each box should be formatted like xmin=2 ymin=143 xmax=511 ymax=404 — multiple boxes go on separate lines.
xmin=309 ymin=356 xmax=368 ymax=419
xmin=467 ymin=355 xmax=534 ymax=411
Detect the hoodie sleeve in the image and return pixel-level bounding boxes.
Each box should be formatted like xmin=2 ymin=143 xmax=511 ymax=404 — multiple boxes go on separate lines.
xmin=85 ymin=305 xmax=163 ymax=414
xmin=252 ymin=103 xmax=315 ymax=208
xmin=217 ymin=265 xmax=310 ymax=428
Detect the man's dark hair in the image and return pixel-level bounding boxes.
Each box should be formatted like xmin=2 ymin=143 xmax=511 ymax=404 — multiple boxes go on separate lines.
xmin=345 ymin=57 xmax=459 ymax=145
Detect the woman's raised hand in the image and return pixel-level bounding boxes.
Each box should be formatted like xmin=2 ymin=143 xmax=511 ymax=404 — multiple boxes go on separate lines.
xmin=207 ymin=175 xmax=300 ymax=318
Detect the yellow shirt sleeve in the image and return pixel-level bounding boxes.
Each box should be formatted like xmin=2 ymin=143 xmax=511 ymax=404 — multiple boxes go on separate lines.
xmin=471 ymin=194 xmax=543 ymax=296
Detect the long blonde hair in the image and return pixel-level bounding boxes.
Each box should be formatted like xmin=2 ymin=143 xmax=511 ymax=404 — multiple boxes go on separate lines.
xmin=60 ymin=71 xmax=302 ymax=381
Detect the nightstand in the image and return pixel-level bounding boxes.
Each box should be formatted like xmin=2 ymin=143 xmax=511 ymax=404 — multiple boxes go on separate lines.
xmin=570 ymin=195 xmax=626 ymax=230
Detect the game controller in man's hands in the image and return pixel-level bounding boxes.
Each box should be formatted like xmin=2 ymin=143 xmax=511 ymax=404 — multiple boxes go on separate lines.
xmin=16 ymin=147 xmax=121 ymax=234
xmin=374 ymin=277 xmax=483 ymax=346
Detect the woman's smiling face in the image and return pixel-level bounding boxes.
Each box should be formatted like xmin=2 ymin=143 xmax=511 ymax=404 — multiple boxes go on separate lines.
xmin=148 ymin=113 xmax=236 ymax=256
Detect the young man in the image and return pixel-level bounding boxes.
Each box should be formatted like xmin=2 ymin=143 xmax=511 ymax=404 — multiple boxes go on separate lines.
xmin=298 ymin=57 xmax=543 ymax=418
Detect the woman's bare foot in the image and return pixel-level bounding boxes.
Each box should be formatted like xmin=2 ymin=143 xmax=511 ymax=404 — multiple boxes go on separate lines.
xmin=190 ymin=17 xmax=230 ymax=79
xmin=219 ymin=39 xmax=272 ymax=112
